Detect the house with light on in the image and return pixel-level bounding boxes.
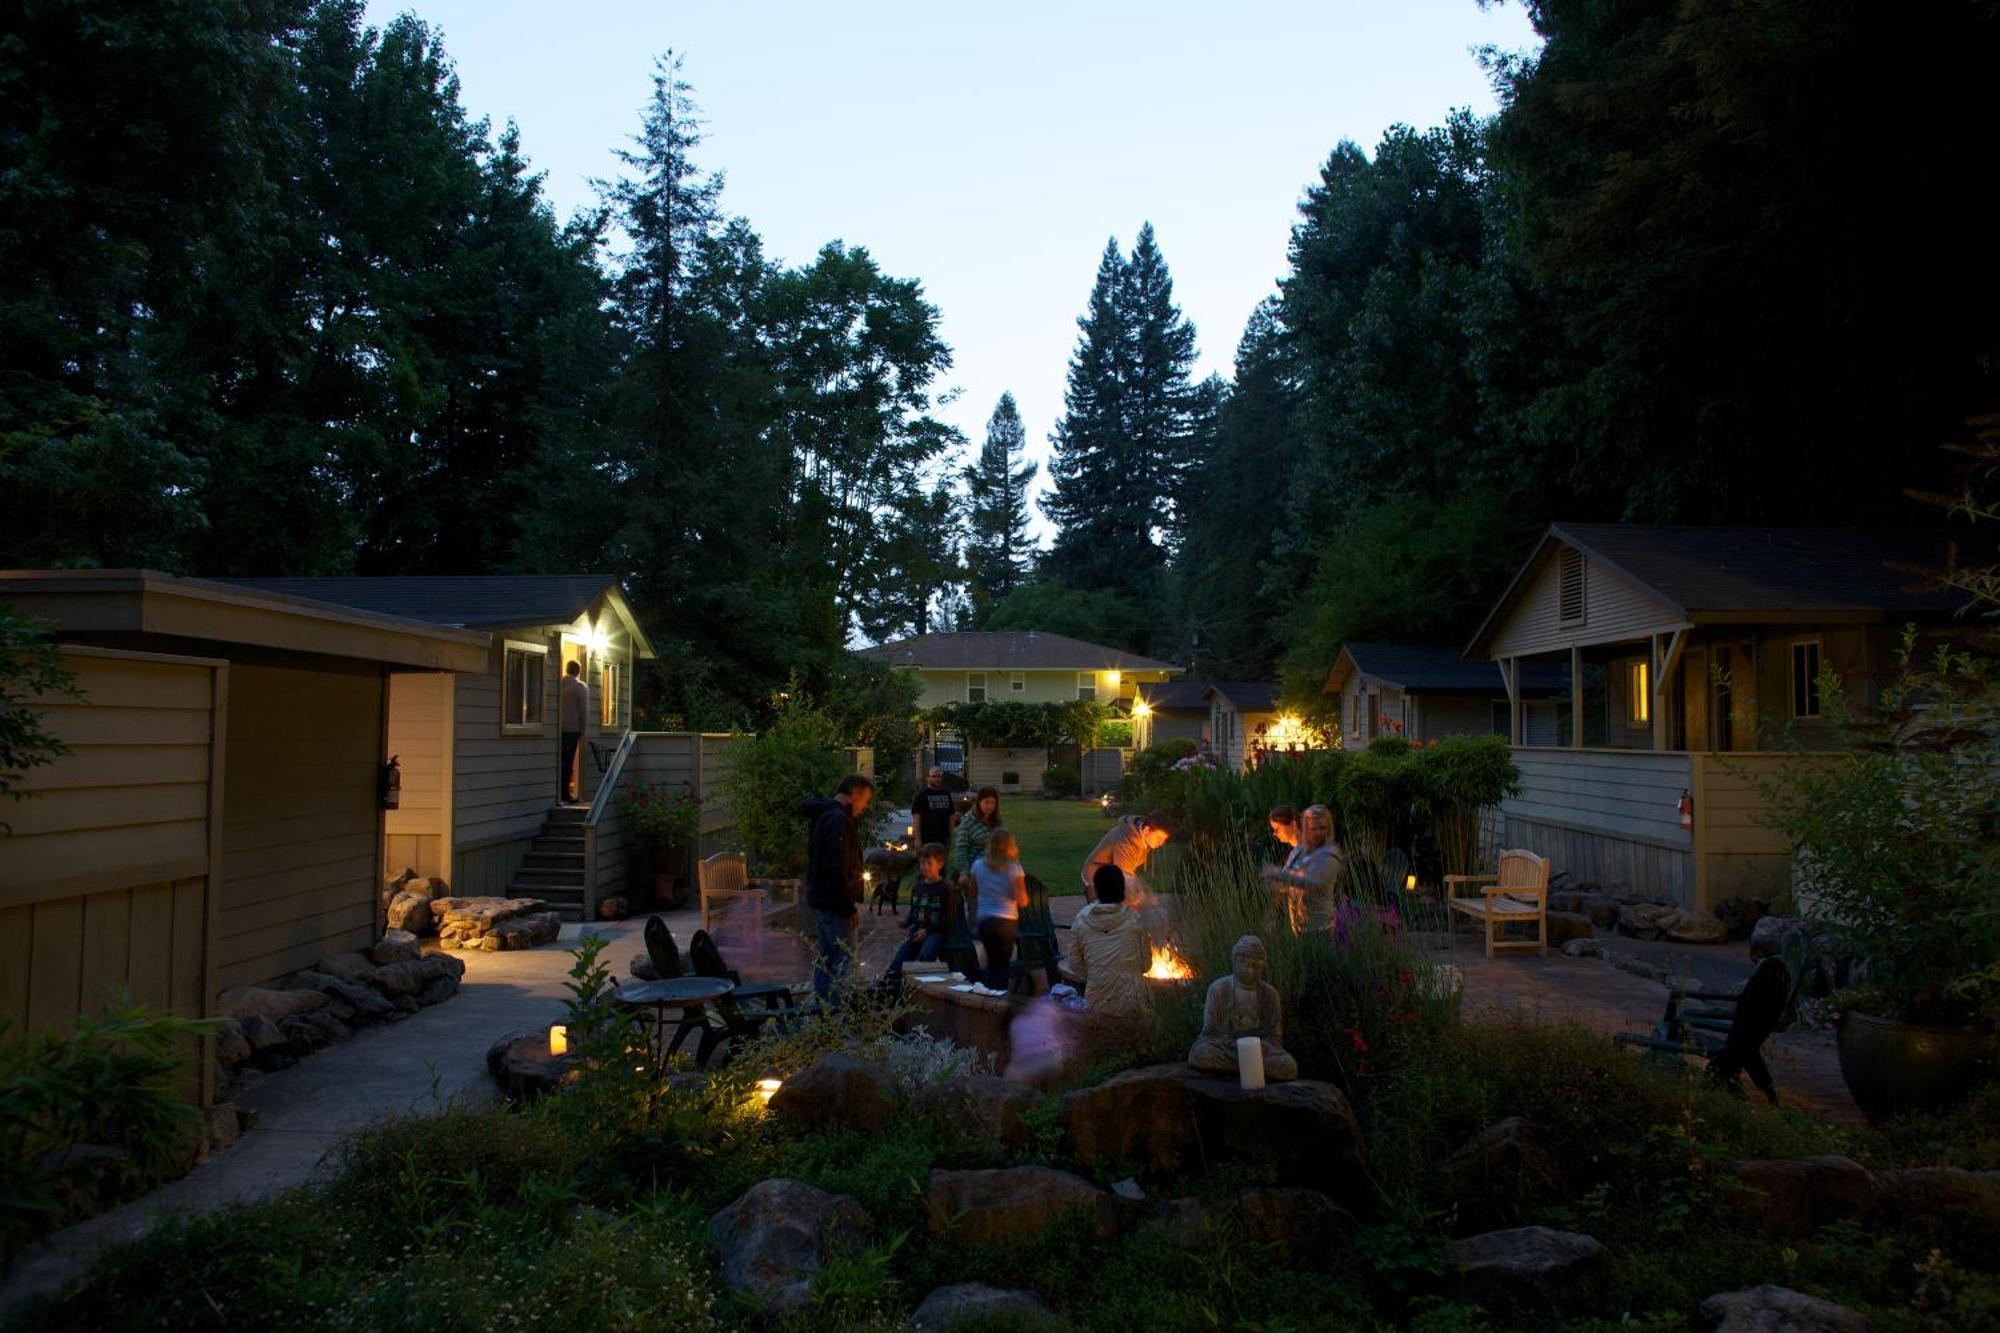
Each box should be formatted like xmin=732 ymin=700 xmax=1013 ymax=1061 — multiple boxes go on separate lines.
xmin=1323 ymin=642 xmax=1567 ymax=749
xmin=857 ymin=630 xmax=1178 ymax=792
xmin=1464 ymin=524 xmax=1969 ymax=908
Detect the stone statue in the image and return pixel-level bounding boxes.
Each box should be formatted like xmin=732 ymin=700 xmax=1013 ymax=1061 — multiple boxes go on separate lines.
xmin=1187 ymin=934 xmax=1298 ymax=1081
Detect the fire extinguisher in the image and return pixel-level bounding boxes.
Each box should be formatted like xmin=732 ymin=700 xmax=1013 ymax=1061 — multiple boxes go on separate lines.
xmin=381 ymin=755 xmax=402 ymax=810
xmin=1677 ymin=788 xmax=1692 ymax=831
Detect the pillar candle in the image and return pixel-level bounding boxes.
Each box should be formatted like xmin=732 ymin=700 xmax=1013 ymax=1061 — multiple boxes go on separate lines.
xmin=1237 ymin=1036 xmax=1266 ymax=1090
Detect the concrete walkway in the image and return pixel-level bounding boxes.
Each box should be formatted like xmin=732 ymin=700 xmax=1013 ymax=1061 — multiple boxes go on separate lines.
xmin=1 ymin=918 xmax=652 ymax=1316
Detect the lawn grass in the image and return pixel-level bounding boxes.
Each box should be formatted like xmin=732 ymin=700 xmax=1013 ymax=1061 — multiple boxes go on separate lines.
xmin=982 ymin=793 xmax=1120 ymax=890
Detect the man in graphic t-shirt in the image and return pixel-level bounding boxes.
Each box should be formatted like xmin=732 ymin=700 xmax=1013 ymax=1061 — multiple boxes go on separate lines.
xmin=911 ymin=765 xmax=958 ymax=848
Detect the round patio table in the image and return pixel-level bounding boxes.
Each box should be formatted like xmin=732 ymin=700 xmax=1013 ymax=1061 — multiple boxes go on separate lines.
xmin=614 ymin=977 xmax=733 ymax=1071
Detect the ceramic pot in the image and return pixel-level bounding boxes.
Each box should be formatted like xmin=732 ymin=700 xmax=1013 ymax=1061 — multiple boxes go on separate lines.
xmin=1835 ymin=1010 xmax=1997 ymax=1119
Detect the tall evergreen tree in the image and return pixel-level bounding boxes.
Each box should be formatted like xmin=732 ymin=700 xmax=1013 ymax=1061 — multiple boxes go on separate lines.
xmin=1122 ymin=223 xmax=1200 ymax=558
xmin=963 ymin=392 xmax=1037 ymax=620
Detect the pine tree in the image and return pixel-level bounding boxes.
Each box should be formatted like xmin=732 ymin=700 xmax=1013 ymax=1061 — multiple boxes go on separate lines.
xmin=963 ymin=392 xmax=1037 ymax=620
xmin=1121 ymin=222 xmax=1200 ymax=553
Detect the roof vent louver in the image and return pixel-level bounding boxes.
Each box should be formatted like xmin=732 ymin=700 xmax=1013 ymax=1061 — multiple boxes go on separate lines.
xmin=1557 ymin=547 xmax=1586 ymax=624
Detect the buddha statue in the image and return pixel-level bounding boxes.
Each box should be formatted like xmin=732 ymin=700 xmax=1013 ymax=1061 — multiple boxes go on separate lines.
xmin=1187 ymin=934 xmax=1297 ymax=1081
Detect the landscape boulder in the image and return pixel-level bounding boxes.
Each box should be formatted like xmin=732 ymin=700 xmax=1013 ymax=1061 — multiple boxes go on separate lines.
xmin=365 ymin=958 xmax=433 ymax=998
xmin=237 ymin=1013 xmax=286 ymax=1054
xmin=1663 ymin=908 xmax=1730 ymax=944
xmin=767 ymin=1053 xmax=898 ymax=1135
xmin=213 ymin=1017 xmax=253 ymax=1068
xmin=1544 ymin=910 xmax=1594 ymax=946
xmin=1452 ymin=1226 xmax=1610 ymax=1319
xmin=1699 ymin=1285 xmax=1870 ymax=1333
xmin=1727 ymin=1156 xmax=1876 ymax=1238
xmin=908 ymin=1284 xmax=1061 ymax=1332
xmin=925 ymin=1166 xmax=1122 ymax=1248
xmin=709 ymin=1178 xmax=872 ymax=1316
xmin=1617 ymin=903 xmax=1677 ymax=940
xmin=371 ymin=929 xmax=422 ymax=965
xmin=1713 ymin=896 xmax=1769 ymax=941
xmin=629 ymin=953 xmax=660 ymax=981
xmin=314 ymin=952 xmax=377 ymax=983
xmin=385 ymin=891 xmax=435 ymax=935
xmin=1061 ymin=1064 xmax=1374 ymax=1213
xmin=216 ymin=985 xmax=327 ymax=1025
xmin=1585 ymin=897 xmax=1624 ymax=930
xmin=1562 ymin=938 xmax=1606 ymax=960
xmin=433 ymin=896 xmax=559 ymax=950
xmin=1872 ymin=1167 xmax=2000 ymax=1253
xmin=1749 ymin=913 xmax=1798 ymax=960
xmin=1231 ymin=1187 xmax=1357 ymax=1268
xmin=919 ymin=1075 xmax=1047 ymax=1151
xmin=285 ymin=969 xmax=396 ymax=1022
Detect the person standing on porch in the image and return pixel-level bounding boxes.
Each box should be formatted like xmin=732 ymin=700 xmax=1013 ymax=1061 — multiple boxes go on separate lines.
xmin=558 ymin=660 xmax=589 ymax=802
xmin=804 ymin=773 xmax=874 ymax=1001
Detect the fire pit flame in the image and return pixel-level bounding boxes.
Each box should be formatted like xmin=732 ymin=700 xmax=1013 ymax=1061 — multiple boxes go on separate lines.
xmin=1145 ymin=940 xmax=1194 ymax=982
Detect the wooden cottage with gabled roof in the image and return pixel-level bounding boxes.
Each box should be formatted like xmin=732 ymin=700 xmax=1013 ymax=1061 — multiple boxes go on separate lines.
xmin=1464 ymin=524 xmax=1967 ymax=909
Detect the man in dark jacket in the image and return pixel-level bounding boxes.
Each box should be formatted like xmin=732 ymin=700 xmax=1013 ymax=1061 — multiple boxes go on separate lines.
xmin=804 ymin=773 xmax=874 ymax=1001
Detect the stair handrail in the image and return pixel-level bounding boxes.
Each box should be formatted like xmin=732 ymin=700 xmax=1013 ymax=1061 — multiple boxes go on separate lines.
xmin=585 ymin=729 xmax=638 ymax=828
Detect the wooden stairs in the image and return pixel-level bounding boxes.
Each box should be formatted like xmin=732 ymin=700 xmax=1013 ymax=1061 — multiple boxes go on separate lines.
xmin=509 ymin=804 xmax=588 ymax=922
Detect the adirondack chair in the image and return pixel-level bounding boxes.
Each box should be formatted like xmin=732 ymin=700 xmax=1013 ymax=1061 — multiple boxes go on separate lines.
xmin=1444 ymin=848 xmax=1551 ymax=959
xmin=937 ymin=877 xmax=981 ymax=980
xmin=1616 ymin=954 xmax=1792 ymax=1104
xmin=688 ymin=928 xmax=800 ymax=1010
xmin=1010 ymin=873 xmax=1063 ymax=995
xmin=699 ymin=851 xmax=768 ymax=932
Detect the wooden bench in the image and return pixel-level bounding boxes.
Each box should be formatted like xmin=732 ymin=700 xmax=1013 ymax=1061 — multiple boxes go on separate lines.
xmin=1444 ymin=848 xmax=1551 ymax=959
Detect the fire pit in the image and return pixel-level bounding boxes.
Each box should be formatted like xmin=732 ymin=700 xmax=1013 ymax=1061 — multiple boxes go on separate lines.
xmin=1145 ymin=939 xmax=1195 ymax=984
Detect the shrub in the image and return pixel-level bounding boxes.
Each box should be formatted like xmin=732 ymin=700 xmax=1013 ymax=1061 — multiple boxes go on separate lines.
xmin=616 ymin=778 xmax=701 ymax=847
xmin=721 ymin=693 xmax=848 ymax=873
xmin=1408 ymin=735 xmax=1520 ymax=879
xmin=1 ymin=604 xmax=80 ymax=830
xmin=1119 ymin=736 xmax=1197 ymax=808
xmin=1039 ymin=761 xmax=1081 ymax=798
xmin=1 ymin=996 xmax=211 ymax=1261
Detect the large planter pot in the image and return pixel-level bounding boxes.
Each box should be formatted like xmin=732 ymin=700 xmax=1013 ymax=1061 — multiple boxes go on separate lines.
xmin=645 ymin=844 xmax=686 ymax=909
xmin=1835 ymin=1010 xmax=1997 ymax=1119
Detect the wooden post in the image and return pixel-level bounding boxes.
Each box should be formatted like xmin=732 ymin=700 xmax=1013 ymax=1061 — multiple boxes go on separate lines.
xmin=1504 ymin=657 xmax=1522 ymax=745
xmin=1569 ymin=646 xmax=1584 ymax=749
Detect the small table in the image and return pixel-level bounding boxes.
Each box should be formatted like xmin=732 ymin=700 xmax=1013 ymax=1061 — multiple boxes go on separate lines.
xmin=614 ymin=977 xmax=733 ymax=1070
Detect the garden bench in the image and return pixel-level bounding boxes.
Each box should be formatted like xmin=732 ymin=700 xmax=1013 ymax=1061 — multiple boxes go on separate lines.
xmin=1443 ymin=848 xmax=1550 ymax=958
xmin=697 ymin=851 xmax=798 ymax=932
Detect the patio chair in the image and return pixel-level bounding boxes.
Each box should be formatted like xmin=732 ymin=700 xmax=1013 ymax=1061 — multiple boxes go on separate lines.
xmin=1444 ymin=848 xmax=1551 ymax=959
xmin=1009 ymin=874 xmax=1063 ymax=995
xmin=699 ymin=851 xmax=768 ymax=932
xmin=1615 ymin=954 xmax=1791 ymax=1104
xmin=688 ymin=928 xmax=801 ymax=1010
xmin=937 ymin=877 xmax=981 ymax=980
xmin=691 ymin=989 xmax=823 ymax=1069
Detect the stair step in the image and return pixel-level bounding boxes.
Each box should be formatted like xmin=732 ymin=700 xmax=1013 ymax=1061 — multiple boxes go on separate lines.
xmin=522 ymin=850 xmax=585 ymax=869
xmin=512 ymin=882 xmax=584 ymax=902
xmin=514 ymin=869 xmax=585 ymax=888
xmin=545 ymin=805 xmax=590 ymax=825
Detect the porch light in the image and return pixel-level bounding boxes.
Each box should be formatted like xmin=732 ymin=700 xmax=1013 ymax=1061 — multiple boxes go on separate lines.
xmin=587 ymin=622 xmax=610 ymax=656
xmin=1105 ymin=669 xmax=1121 ymax=688
xmin=1132 ymin=700 xmax=1152 ymax=720
xmin=548 ymin=1024 xmax=569 ymax=1056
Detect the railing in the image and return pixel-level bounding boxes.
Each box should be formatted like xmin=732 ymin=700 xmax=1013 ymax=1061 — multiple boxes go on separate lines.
xmin=580 ymin=730 xmax=638 ymax=923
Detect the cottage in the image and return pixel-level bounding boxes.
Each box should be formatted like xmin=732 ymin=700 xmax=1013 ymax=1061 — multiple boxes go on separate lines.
xmin=1323 ymin=642 xmax=1566 ymax=749
xmin=224 ymin=575 xmax=661 ymax=919
xmin=1132 ymin=679 xmax=1211 ymax=751
xmin=857 ymin=630 xmax=1178 ymax=793
xmin=1203 ymin=682 xmax=1282 ymax=773
xmin=0 ymin=571 xmax=490 ymax=1095
xmin=1464 ymin=524 xmax=1966 ymax=908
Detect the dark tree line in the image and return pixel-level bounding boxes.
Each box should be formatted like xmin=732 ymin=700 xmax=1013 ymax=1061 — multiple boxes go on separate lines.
xmin=1022 ymin=0 xmax=2000 ymax=693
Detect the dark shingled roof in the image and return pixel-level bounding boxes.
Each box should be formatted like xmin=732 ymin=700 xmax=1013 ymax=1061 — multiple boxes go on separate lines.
xmin=1203 ymin=681 xmax=1280 ymax=713
xmin=1135 ymin=679 xmax=1213 ymax=713
xmin=1341 ymin=643 xmax=1507 ymax=692
xmin=1551 ymin=524 xmax=1964 ymax=615
xmin=857 ymin=631 xmax=1177 ymax=673
xmin=220 ymin=575 xmax=618 ymax=630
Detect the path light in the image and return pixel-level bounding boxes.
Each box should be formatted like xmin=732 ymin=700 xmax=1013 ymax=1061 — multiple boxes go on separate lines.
xmin=548 ymin=1024 xmax=568 ymax=1056
xmin=756 ymin=1073 xmax=783 ymax=1106
xmin=1405 ymin=873 xmax=1418 ymax=893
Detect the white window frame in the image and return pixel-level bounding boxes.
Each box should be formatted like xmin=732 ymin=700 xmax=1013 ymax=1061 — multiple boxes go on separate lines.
xmin=1791 ymin=639 xmax=1823 ymax=720
xmin=599 ymin=658 xmax=620 ymax=729
xmin=966 ymin=672 xmax=987 ymax=704
xmin=501 ymin=640 xmax=548 ymax=734
xmin=1009 ymin=672 xmax=1026 ymax=695
xmin=1076 ymin=671 xmax=1097 ymax=701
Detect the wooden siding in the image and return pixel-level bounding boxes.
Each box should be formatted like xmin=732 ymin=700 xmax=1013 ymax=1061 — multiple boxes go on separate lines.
xmin=1502 ymin=748 xmax=1692 ymax=849
xmin=1081 ymin=747 xmax=1127 ymax=795
xmin=1411 ymin=693 xmax=1502 ymax=743
xmin=587 ymin=733 xmax=743 ymax=910
xmin=1 ymin=649 xmax=225 ymax=1097
xmin=384 ymin=671 xmax=451 ymax=880
xmin=1211 ymin=703 xmax=1278 ymax=773
xmin=1501 ymin=817 xmax=1694 ymax=907
xmin=909 ymin=667 xmax=1173 ymax=709
xmin=1489 ymin=542 xmax=1686 ymax=658
xmin=214 ymin=662 xmax=383 ymax=990
xmin=453 ymin=642 xmax=557 ymax=851
xmin=970 ymin=746 xmax=1048 ymax=794
xmin=1689 ymin=751 xmax=1840 ymax=909
xmin=1138 ymin=711 xmax=1204 ymax=751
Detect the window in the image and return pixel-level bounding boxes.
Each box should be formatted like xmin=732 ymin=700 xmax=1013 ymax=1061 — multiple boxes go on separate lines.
xmin=966 ymin=672 xmax=987 ymax=704
xmin=1557 ymin=547 xmax=1586 ymax=624
xmin=1791 ymin=641 xmax=1822 ymax=719
xmin=599 ymin=660 xmax=620 ymax=728
xmin=1009 ymin=672 xmax=1025 ymax=694
xmin=1627 ymin=660 xmax=1651 ymax=725
xmin=1076 ymin=672 xmax=1097 ymax=701
xmin=502 ymin=643 xmax=545 ymax=728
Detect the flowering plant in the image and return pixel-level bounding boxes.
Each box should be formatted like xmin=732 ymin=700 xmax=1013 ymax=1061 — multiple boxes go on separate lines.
xmin=618 ymin=780 xmax=701 ymax=847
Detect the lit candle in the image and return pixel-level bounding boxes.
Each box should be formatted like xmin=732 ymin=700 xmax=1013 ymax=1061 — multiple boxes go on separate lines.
xmin=548 ymin=1024 xmax=568 ymax=1056
xmin=1237 ymin=1036 xmax=1265 ymax=1090
xmin=1405 ymin=873 xmax=1418 ymax=892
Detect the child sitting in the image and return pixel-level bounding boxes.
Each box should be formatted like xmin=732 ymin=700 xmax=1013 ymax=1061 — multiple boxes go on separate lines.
xmin=886 ymin=843 xmax=951 ymax=982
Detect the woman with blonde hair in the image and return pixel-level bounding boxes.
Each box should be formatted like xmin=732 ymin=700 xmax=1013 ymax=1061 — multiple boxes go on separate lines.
xmin=964 ymin=826 xmax=1029 ymax=994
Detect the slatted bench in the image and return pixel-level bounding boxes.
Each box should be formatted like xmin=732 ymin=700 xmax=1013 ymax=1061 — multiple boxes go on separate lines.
xmin=1443 ymin=848 xmax=1551 ymax=959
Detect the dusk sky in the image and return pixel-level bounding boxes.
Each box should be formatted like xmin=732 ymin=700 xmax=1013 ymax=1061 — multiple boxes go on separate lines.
xmin=361 ymin=1 xmax=1542 ymax=529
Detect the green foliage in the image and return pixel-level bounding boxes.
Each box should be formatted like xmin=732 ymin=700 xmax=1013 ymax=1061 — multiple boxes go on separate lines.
xmin=921 ymin=699 xmax=1107 ymax=750
xmin=1038 ymin=762 xmax=1081 ymax=799
xmin=721 ymin=692 xmax=848 ymax=874
xmin=1756 ymin=632 xmax=2000 ymax=1026
xmin=1 ymin=995 xmax=211 ymax=1261
xmin=982 ymin=576 xmax=1147 ymax=654
xmin=1409 ymin=735 xmax=1521 ymax=879
xmin=0 ymin=606 xmax=79 ymax=830
xmin=615 ymin=779 xmax=701 ymax=847
xmin=1119 ymin=736 xmax=1199 ymax=807
xmin=1094 ymin=717 xmax=1132 ymax=749
xmin=816 ymin=659 xmax=924 ymax=806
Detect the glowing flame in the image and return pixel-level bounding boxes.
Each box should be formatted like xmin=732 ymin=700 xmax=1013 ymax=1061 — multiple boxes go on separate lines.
xmin=1145 ymin=940 xmax=1194 ymax=981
